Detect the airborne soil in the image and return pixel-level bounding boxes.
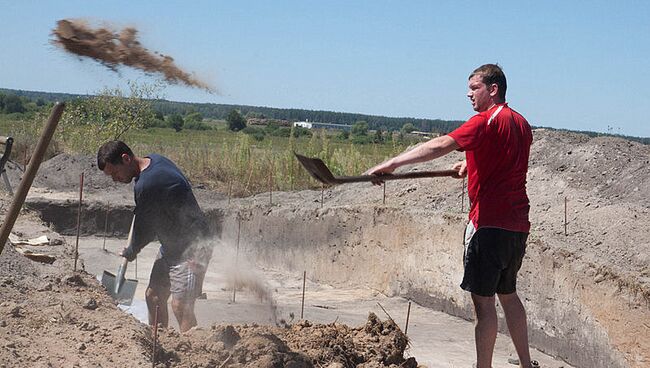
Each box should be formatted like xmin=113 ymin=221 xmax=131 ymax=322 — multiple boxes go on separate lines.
xmin=0 ymin=128 xmax=648 ymax=367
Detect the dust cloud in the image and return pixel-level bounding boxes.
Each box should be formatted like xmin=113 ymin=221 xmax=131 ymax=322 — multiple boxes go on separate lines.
xmin=51 ymin=19 xmax=215 ymax=92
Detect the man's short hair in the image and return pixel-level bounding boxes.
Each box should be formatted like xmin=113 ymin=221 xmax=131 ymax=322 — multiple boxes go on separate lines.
xmin=470 ymin=64 xmax=507 ymax=99
xmin=97 ymin=141 xmax=134 ymax=171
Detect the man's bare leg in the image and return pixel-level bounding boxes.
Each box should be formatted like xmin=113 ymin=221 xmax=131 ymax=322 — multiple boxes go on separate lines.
xmin=498 ymin=292 xmax=532 ymax=368
xmin=172 ymin=297 xmax=197 ymax=333
xmin=146 ymin=286 xmax=170 ymax=328
xmin=472 ymin=293 xmax=497 ymax=368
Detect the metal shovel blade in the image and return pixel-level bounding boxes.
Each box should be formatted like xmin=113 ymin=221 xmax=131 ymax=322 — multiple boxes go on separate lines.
xmin=294 ymin=152 xmax=458 ymax=185
xmin=101 ymin=270 xmax=138 ymax=306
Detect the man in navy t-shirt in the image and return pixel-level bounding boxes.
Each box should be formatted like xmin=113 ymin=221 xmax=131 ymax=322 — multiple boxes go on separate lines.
xmin=98 ymin=140 xmax=211 ymax=332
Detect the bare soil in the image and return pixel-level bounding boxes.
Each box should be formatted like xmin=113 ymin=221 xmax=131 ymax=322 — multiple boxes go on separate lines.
xmin=0 ymin=128 xmax=648 ymax=367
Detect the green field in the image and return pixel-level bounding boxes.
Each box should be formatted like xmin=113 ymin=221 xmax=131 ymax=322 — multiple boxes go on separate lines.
xmin=0 ymin=115 xmax=412 ymax=196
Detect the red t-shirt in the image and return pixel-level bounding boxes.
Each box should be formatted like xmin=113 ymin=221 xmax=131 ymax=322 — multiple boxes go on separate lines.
xmin=448 ymin=103 xmax=532 ymax=233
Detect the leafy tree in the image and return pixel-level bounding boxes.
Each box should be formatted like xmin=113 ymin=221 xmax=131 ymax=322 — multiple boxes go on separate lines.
xmin=351 ymin=121 xmax=368 ymax=136
xmin=373 ymin=129 xmax=384 ymax=143
xmin=227 ymin=109 xmax=246 ymax=131
xmin=401 ymin=123 xmax=416 ymax=134
xmin=3 ymin=94 xmax=26 ymax=114
xmin=58 ymin=81 xmax=159 ymax=152
xmin=168 ymin=114 xmax=184 ymax=132
xmin=336 ymin=130 xmax=349 ymax=141
xmin=185 ymin=111 xmax=203 ymax=123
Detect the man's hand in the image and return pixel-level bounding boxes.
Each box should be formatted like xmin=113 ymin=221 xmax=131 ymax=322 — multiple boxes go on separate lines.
xmin=451 ymin=160 xmax=467 ymax=179
xmin=120 ymin=247 xmax=136 ymax=262
xmin=364 ymin=160 xmax=396 ymax=186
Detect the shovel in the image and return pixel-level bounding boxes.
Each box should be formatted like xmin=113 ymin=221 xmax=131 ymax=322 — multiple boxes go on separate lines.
xmin=101 ymin=215 xmax=138 ymax=305
xmin=294 ymin=152 xmax=458 ymax=185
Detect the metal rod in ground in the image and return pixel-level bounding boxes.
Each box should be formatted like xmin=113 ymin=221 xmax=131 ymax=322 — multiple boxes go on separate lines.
xmin=321 ymin=184 xmax=324 ymax=208
xmin=102 ymin=207 xmax=109 ymax=252
xmin=564 ymin=197 xmax=568 ymax=236
xmin=461 ymin=177 xmax=466 ymax=212
xmin=404 ymin=301 xmax=412 ymax=335
xmin=301 ymin=270 xmax=306 ymax=319
xmin=135 ymin=257 xmax=138 ymax=279
xmin=377 ymin=302 xmax=395 ymax=324
xmin=74 ymin=172 xmax=84 ymax=272
xmin=228 ymin=180 xmax=232 ymax=205
xmin=0 ymin=103 xmax=65 ymax=256
xmin=152 ymin=305 xmax=159 ymax=367
xmin=382 ymin=182 xmax=386 ymax=204
xmin=232 ymin=215 xmax=241 ymax=303
xmin=269 ymin=168 xmax=273 ymax=205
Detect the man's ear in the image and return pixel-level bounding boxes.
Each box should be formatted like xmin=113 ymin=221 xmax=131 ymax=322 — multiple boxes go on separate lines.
xmin=120 ymin=153 xmax=132 ymax=165
xmin=489 ymin=83 xmax=499 ymax=98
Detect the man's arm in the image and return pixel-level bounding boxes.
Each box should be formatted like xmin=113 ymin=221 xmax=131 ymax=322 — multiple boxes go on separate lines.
xmin=366 ymin=135 xmax=460 ymax=176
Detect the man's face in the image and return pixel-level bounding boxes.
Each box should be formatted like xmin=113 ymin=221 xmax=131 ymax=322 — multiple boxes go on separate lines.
xmin=103 ymin=154 xmax=135 ymax=184
xmin=467 ymin=75 xmax=496 ymax=112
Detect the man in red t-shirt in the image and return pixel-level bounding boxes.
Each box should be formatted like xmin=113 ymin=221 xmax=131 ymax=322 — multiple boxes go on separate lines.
xmin=367 ymin=64 xmax=535 ymax=368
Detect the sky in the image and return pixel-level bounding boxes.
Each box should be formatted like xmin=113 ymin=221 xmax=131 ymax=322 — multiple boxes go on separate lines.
xmin=2 ymin=1 xmax=649 ymax=137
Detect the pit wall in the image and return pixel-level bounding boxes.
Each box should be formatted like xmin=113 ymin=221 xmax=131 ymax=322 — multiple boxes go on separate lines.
xmin=219 ymin=205 xmax=629 ymax=368
xmin=30 ymin=199 xmax=630 ymax=368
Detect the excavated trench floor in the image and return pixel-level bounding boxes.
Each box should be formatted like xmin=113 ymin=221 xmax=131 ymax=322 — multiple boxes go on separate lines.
xmin=69 ymin=234 xmax=573 ymax=368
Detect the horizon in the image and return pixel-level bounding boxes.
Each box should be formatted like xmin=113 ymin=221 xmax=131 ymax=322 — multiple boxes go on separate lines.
xmin=2 ymin=1 xmax=649 ymax=137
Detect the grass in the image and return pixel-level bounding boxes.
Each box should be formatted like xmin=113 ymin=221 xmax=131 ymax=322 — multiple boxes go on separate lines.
xmin=0 ymin=115 xmax=413 ymax=196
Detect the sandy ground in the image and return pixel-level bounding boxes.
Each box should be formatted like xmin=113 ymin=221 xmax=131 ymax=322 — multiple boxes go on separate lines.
xmin=72 ymin=235 xmax=574 ymax=368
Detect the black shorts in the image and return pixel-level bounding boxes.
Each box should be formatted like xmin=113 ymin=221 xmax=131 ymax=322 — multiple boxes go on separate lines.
xmin=460 ymin=225 xmax=528 ymax=297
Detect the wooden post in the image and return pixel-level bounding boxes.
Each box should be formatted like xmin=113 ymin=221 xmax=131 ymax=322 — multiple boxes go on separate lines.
xmin=74 ymin=172 xmax=84 ymax=272
xmin=0 ymin=103 xmax=64 ymax=256
xmin=301 ymin=270 xmax=306 ymax=319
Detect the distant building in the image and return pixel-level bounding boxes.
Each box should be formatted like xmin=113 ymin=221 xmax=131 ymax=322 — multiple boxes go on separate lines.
xmin=408 ymin=131 xmax=439 ymax=140
xmin=293 ymin=121 xmax=351 ymax=132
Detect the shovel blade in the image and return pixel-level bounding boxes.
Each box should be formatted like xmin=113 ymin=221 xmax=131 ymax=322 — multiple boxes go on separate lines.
xmin=101 ymin=270 xmax=138 ymax=306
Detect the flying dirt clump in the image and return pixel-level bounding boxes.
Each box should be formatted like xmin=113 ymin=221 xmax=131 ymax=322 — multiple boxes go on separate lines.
xmin=51 ymin=19 xmax=215 ymax=92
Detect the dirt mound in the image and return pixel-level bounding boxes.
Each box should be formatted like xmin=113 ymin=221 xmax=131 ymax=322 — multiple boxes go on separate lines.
xmin=52 ymin=19 xmax=214 ymax=92
xmin=153 ymin=314 xmax=415 ymax=368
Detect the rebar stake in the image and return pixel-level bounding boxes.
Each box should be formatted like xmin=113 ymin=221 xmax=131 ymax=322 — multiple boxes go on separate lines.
xmin=269 ymin=167 xmax=273 ymax=205
xmin=74 ymin=172 xmax=84 ymax=272
xmin=404 ymin=301 xmax=412 ymax=335
xmin=102 ymin=206 xmax=109 ymax=252
xmin=152 ymin=305 xmax=159 ymax=367
xmin=461 ymin=177 xmax=466 ymax=212
xmin=564 ymin=197 xmax=569 ymax=236
xmin=228 ymin=180 xmax=232 ymax=205
xmin=321 ymin=184 xmax=324 ymax=208
xmin=301 ymin=270 xmax=306 ymax=319
xmin=232 ymin=215 xmax=241 ymax=303
xmin=382 ymin=182 xmax=386 ymax=204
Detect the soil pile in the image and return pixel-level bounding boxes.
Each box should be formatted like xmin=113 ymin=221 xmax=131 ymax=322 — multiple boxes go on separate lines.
xmin=52 ymin=19 xmax=214 ymax=92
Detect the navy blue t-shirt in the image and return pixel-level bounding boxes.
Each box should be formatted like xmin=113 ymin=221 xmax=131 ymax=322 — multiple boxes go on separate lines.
xmin=123 ymin=154 xmax=209 ymax=264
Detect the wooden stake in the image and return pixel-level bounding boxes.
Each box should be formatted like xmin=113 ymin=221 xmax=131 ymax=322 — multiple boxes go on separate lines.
xmin=382 ymin=182 xmax=386 ymax=204
xmin=74 ymin=172 xmax=84 ymax=272
xmin=321 ymin=184 xmax=324 ymax=208
xmin=404 ymin=301 xmax=412 ymax=335
xmin=301 ymin=270 xmax=306 ymax=319
xmin=228 ymin=180 xmax=232 ymax=205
